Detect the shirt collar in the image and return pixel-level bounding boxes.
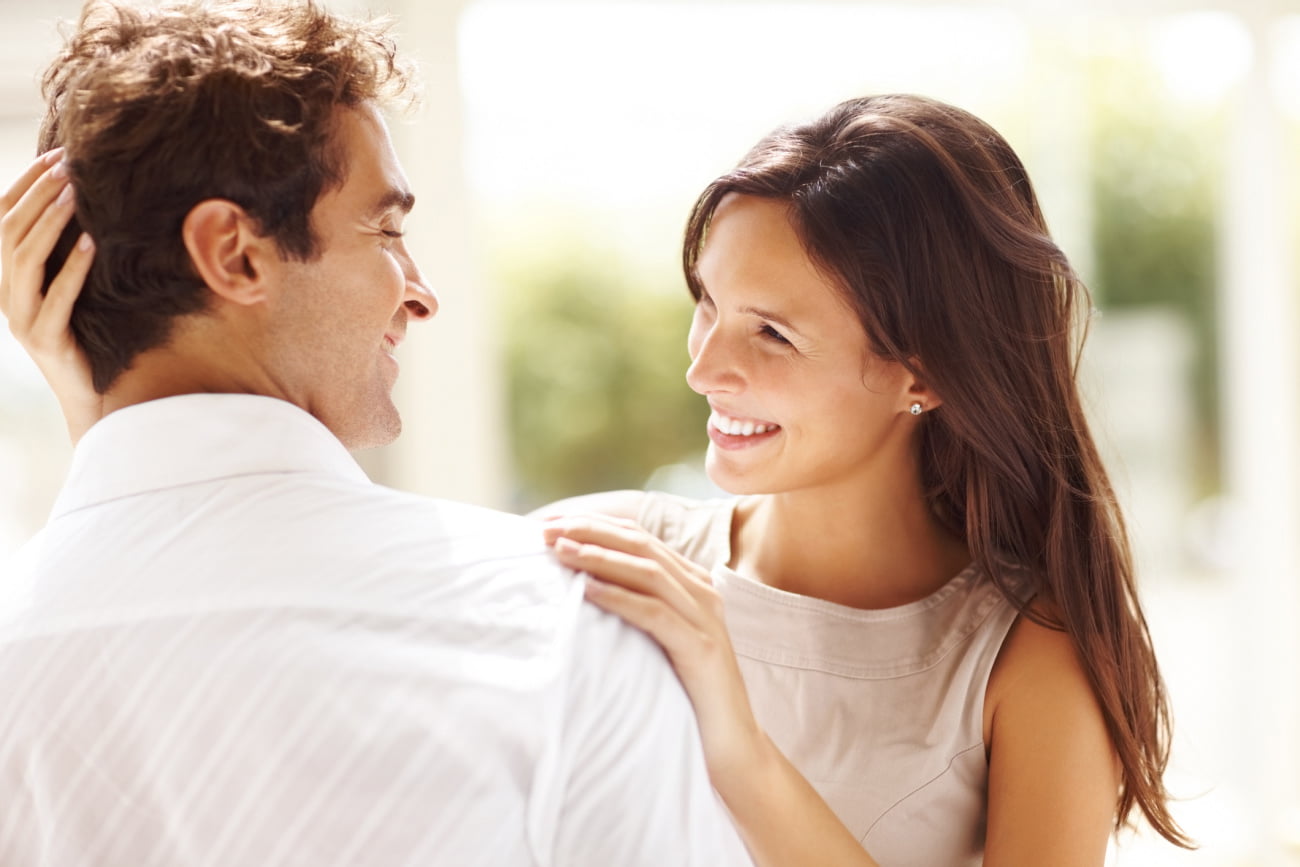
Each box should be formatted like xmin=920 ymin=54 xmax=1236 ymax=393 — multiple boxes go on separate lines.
xmin=51 ymin=394 xmax=371 ymax=518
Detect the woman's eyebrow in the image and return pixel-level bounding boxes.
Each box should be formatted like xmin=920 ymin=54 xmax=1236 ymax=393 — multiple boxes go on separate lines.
xmin=739 ymin=305 xmax=804 ymax=335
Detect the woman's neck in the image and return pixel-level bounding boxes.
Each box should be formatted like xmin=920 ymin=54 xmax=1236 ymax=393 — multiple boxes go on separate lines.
xmin=730 ymin=480 xmax=970 ymax=611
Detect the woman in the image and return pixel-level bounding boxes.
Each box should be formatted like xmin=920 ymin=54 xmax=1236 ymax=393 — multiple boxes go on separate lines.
xmin=537 ymin=94 xmax=1191 ymax=865
xmin=3 ymin=95 xmax=1189 ymax=864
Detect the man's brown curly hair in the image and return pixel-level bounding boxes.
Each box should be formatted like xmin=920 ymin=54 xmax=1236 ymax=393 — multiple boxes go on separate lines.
xmin=38 ymin=0 xmax=417 ymax=392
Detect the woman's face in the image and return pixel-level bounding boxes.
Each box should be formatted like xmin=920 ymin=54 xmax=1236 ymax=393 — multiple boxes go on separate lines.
xmin=686 ymin=194 xmax=920 ymax=498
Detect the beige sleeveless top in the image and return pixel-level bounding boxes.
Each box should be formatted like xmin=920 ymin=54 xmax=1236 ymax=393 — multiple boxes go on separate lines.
xmin=638 ymin=492 xmax=1024 ymax=866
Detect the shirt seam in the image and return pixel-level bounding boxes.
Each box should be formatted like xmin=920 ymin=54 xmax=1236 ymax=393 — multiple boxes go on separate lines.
xmin=719 ymin=562 xmax=983 ymax=623
xmin=727 ymin=588 xmax=1006 ymax=678
xmin=859 ymin=741 xmax=986 ymax=844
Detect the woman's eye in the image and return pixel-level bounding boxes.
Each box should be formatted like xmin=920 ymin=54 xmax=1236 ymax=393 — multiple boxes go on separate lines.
xmin=381 ymin=229 xmax=405 ymax=239
xmin=760 ymin=324 xmax=792 ymax=345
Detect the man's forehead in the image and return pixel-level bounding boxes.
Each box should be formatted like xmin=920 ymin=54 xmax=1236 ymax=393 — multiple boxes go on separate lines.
xmin=329 ymin=103 xmax=414 ymax=216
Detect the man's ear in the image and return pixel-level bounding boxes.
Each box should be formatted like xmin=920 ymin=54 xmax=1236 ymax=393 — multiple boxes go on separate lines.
xmin=182 ymin=200 xmax=275 ymax=306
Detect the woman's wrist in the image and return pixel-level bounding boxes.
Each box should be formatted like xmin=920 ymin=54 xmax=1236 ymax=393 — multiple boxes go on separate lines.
xmin=57 ymin=392 xmax=103 ymax=444
xmin=712 ymin=731 xmax=882 ymax=867
xmin=709 ymin=727 xmax=784 ymax=814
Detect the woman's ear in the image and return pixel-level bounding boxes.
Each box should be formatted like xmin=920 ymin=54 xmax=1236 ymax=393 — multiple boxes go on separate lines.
xmin=181 ymin=200 xmax=274 ymax=306
xmin=904 ymin=358 xmax=943 ymax=414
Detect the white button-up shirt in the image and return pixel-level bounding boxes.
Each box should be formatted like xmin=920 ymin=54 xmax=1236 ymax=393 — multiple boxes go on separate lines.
xmin=0 ymin=394 xmax=750 ymax=867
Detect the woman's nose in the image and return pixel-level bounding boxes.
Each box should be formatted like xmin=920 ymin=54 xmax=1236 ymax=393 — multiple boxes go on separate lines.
xmin=685 ymin=327 xmax=739 ymax=395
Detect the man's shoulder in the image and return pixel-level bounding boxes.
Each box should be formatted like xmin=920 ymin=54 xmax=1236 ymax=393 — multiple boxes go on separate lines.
xmin=283 ymin=483 xmax=578 ymax=609
xmin=361 ymin=484 xmax=539 ymax=535
xmin=10 ymin=476 xmax=579 ymax=646
xmin=335 ymin=484 xmax=554 ymax=566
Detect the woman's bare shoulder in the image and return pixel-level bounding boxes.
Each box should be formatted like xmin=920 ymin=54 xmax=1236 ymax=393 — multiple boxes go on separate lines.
xmin=986 ymin=603 xmax=1104 ymax=736
xmin=983 ymin=608 xmax=1119 ymax=864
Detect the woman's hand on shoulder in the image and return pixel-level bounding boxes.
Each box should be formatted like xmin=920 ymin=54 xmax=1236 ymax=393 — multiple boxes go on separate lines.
xmin=984 ymin=613 xmax=1121 ymax=866
xmin=545 ymin=509 xmax=886 ymax=867
xmin=0 ymin=149 xmax=101 ymax=443
xmin=541 ymin=512 xmax=765 ymax=787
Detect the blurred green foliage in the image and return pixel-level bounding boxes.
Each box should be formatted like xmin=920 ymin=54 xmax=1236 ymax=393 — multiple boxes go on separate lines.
xmin=1088 ymin=55 xmax=1223 ymax=493
xmin=498 ymin=245 xmax=706 ymax=510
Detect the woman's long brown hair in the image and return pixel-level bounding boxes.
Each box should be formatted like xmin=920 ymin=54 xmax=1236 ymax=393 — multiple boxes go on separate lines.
xmin=683 ymin=93 xmax=1191 ymax=846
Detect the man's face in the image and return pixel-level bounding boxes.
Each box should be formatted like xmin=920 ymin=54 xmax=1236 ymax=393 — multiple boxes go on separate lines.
xmin=263 ymin=103 xmax=437 ymax=449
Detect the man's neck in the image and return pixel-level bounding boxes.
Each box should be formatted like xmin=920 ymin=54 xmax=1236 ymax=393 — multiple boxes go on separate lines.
xmin=102 ymin=338 xmax=281 ymax=418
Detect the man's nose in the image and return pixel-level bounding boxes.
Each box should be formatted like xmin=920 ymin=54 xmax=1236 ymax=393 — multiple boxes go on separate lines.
xmin=402 ymin=255 xmax=438 ymax=320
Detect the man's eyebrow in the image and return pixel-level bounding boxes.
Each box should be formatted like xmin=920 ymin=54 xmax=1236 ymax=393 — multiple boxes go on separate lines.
xmin=368 ymin=187 xmax=415 ymax=219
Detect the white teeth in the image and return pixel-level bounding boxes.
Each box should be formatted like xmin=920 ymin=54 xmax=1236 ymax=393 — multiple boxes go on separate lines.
xmin=711 ymin=412 xmax=776 ymax=437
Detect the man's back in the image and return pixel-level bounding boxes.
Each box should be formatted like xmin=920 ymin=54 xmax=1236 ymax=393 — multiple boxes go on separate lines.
xmin=0 ymin=394 xmax=750 ymax=866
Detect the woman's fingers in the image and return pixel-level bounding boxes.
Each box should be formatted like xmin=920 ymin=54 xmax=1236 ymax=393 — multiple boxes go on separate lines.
xmin=543 ymin=514 xmax=715 ymax=590
xmin=551 ymin=535 xmax=706 ymax=627
xmin=541 ymin=514 xmax=649 ymax=552
xmin=4 ymin=183 xmax=73 ymax=332
xmin=547 ymin=515 xmax=733 ymax=662
xmin=0 ymin=153 xmax=103 ymax=443
xmin=2 ymin=155 xmax=75 ymax=324
xmin=582 ymin=576 xmax=715 ymax=668
xmin=1 ymin=151 xmax=70 ymax=266
xmin=545 ymin=515 xmax=764 ymax=782
xmin=32 ymin=232 xmax=94 ymax=348
xmin=0 ymin=148 xmax=62 ymax=215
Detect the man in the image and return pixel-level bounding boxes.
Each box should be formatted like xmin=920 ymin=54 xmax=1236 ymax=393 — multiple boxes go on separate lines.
xmin=0 ymin=2 xmax=751 ymax=864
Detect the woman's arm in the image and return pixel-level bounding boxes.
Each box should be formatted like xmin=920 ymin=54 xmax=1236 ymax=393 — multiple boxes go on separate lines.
xmin=0 ymin=150 xmax=102 ymax=443
xmin=547 ymin=516 xmax=1123 ymax=865
xmin=542 ymin=515 xmax=881 ymax=867
xmin=984 ymin=614 xmax=1121 ymax=865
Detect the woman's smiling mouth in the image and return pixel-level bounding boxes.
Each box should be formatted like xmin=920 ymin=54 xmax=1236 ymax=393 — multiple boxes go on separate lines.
xmin=708 ymin=411 xmax=781 ymax=449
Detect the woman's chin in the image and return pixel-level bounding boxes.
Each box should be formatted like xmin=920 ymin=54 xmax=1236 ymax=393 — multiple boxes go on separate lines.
xmin=704 ymin=456 xmax=765 ymax=497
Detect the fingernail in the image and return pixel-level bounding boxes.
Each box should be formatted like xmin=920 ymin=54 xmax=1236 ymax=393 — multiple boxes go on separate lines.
xmin=77 ymin=232 xmax=93 ymax=252
xmin=57 ymin=183 xmax=74 ymax=205
xmin=52 ymin=161 xmax=68 ymax=179
xmin=44 ymin=147 xmax=64 ymax=164
xmin=555 ymin=537 xmax=579 ymax=554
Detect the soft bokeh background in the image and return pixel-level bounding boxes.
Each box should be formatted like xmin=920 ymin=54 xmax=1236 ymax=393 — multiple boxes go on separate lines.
xmin=2 ymin=0 xmax=1298 ymax=863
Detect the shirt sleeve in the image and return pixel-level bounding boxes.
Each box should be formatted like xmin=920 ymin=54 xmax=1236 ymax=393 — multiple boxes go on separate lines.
xmin=530 ymin=598 xmax=753 ymax=867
